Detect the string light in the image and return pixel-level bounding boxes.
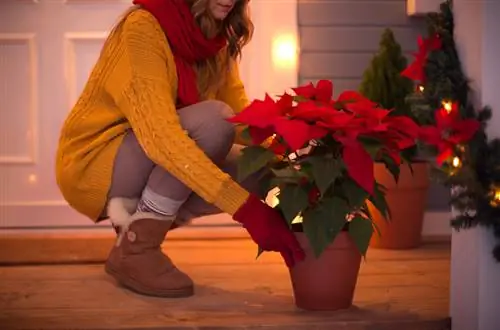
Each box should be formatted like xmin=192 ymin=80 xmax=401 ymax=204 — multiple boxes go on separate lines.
xmin=442 ymin=100 xmax=453 ymax=113
xmin=447 ymin=156 xmax=462 ymax=176
xmin=451 ymin=156 xmax=461 ymax=168
xmin=489 ymin=185 xmax=500 ymax=207
xmin=417 ymin=85 xmax=425 ymax=92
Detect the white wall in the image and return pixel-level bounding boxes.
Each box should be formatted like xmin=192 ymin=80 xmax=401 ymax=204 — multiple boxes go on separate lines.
xmin=241 ymin=0 xmax=298 ymax=99
xmin=450 ymin=1 xmax=500 ymax=329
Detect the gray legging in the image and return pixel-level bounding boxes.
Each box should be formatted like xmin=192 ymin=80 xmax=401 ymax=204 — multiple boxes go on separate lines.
xmin=106 ymin=100 xmax=262 ymax=226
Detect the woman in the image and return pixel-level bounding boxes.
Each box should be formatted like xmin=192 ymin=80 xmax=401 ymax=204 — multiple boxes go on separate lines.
xmin=55 ymin=0 xmax=305 ymax=298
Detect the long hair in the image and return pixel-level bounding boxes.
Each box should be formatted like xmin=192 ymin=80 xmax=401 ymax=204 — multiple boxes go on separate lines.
xmin=187 ymin=0 xmax=254 ymax=97
xmin=104 ymin=0 xmax=253 ymax=97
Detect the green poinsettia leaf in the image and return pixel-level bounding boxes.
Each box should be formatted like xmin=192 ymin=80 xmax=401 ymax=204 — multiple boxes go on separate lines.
xmin=401 ymin=156 xmax=415 ymax=175
xmin=369 ymin=183 xmax=391 ymax=220
xmin=307 ymin=156 xmax=341 ymax=196
xmin=348 ymin=216 xmax=374 ymax=257
xmin=342 ymin=179 xmax=369 ymax=208
xmin=271 ymin=167 xmax=308 ymax=182
xmin=381 ymin=153 xmax=400 ymax=182
xmin=237 ymin=146 xmax=276 ymax=181
xmin=272 ymin=167 xmax=296 ymax=177
xmin=278 ymin=184 xmax=309 ymax=224
xmin=359 ymin=136 xmax=382 ymax=159
xmin=270 ymin=176 xmax=301 ymax=187
xmin=302 ymin=197 xmax=349 ymax=258
xmin=239 ymin=126 xmax=252 ymax=143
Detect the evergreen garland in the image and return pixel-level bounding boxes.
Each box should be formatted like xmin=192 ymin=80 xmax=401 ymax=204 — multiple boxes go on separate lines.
xmin=405 ymin=0 xmax=500 ymax=261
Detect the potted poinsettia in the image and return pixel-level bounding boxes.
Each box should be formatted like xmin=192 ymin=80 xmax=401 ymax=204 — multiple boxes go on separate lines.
xmin=227 ymin=80 xmax=421 ymax=311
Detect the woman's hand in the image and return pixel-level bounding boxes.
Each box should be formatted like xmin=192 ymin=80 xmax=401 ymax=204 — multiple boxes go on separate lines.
xmin=232 ymin=194 xmax=305 ymax=268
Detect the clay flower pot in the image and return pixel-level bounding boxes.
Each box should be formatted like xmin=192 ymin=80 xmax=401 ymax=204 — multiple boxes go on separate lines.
xmin=368 ymin=161 xmax=430 ymax=249
xmin=288 ymin=231 xmax=362 ymax=311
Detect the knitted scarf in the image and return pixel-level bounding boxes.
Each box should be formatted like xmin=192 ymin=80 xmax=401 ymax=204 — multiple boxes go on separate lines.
xmin=132 ymin=0 xmax=227 ymax=107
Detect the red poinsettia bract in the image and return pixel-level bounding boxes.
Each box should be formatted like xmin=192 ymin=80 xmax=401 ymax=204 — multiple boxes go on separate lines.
xmin=228 ymin=80 xmax=419 ymax=196
xmin=227 ymin=93 xmax=328 ymax=150
xmin=418 ymin=102 xmax=481 ymax=164
xmin=292 ymin=79 xmax=334 ymax=103
xmin=368 ymin=116 xmax=421 ymax=166
xmin=293 ymin=82 xmax=418 ymax=193
xmin=401 ymin=34 xmax=442 ymax=82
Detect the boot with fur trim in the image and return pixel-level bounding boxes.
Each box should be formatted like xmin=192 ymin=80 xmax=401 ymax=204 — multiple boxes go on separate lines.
xmin=105 ymin=198 xmax=194 ymax=298
xmin=109 ymin=198 xmax=190 ymax=235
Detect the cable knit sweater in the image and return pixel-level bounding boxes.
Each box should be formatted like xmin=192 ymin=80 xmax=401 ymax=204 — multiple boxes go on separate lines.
xmin=55 ymin=8 xmax=251 ymax=222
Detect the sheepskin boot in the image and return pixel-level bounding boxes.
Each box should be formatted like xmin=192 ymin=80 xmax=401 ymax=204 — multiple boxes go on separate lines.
xmin=105 ymin=198 xmax=194 ymax=298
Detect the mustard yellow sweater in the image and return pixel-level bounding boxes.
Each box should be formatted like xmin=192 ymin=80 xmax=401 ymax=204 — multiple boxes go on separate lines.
xmin=55 ymin=8 xmax=251 ymax=222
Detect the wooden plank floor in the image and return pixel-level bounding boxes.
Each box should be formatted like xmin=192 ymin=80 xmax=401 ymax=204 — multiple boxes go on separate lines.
xmin=0 ymin=239 xmax=450 ymax=330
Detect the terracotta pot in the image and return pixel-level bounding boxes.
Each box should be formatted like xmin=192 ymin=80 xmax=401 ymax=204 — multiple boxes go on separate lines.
xmin=368 ymin=161 xmax=430 ymax=249
xmin=288 ymin=231 xmax=362 ymax=311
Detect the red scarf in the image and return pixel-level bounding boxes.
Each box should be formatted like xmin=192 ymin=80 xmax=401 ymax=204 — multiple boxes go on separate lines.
xmin=132 ymin=0 xmax=227 ymax=107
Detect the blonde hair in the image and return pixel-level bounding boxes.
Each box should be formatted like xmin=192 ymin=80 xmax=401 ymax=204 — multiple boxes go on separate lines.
xmin=103 ymin=1 xmax=253 ymax=98
xmin=187 ymin=0 xmax=253 ymax=97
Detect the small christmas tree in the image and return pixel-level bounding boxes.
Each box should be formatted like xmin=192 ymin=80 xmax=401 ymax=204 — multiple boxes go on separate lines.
xmin=359 ymin=28 xmax=414 ymax=117
xmin=359 ymin=28 xmax=417 ymax=161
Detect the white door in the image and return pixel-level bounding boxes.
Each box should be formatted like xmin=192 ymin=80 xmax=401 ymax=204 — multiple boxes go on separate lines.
xmin=0 ymin=0 xmax=130 ymax=229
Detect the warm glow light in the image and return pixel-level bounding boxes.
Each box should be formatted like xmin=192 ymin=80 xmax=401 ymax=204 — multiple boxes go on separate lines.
xmin=452 ymin=156 xmax=461 ymax=168
xmin=418 ymin=85 xmax=425 ymax=92
xmin=489 ymin=185 xmax=500 ymax=207
xmin=268 ymin=189 xmax=303 ymax=223
xmin=442 ymin=100 xmax=453 ymax=113
xmin=269 ymin=190 xmax=280 ymax=208
xmin=272 ymin=34 xmax=297 ymax=69
xmin=28 ymin=174 xmax=37 ymax=184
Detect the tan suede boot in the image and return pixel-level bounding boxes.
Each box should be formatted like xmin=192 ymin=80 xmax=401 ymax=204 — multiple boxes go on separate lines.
xmin=105 ymin=198 xmax=194 ymax=298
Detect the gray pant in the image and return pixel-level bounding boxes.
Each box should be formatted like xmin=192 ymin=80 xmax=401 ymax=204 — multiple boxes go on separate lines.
xmin=107 ymin=100 xmax=261 ymax=225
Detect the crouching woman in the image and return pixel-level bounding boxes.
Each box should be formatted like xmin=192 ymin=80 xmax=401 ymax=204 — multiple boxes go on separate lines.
xmin=55 ymin=0 xmax=304 ymax=298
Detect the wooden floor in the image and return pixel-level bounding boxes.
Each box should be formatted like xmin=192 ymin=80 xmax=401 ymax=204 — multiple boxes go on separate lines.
xmin=0 ymin=239 xmax=450 ymax=330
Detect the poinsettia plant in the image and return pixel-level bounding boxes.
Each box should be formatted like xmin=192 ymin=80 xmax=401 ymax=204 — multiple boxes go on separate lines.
xmin=228 ymin=80 xmax=423 ymax=258
xmin=419 ymin=101 xmax=481 ymax=165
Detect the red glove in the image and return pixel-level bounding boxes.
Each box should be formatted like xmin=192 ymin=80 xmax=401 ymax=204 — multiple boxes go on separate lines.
xmin=233 ymin=194 xmax=305 ymax=268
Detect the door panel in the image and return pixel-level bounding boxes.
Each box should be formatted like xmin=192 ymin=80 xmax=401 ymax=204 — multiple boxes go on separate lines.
xmin=0 ymin=0 xmax=131 ymax=228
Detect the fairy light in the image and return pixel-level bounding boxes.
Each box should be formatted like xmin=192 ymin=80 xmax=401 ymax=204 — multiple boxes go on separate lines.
xmin=493 ymin=190 xmax=500 ymax=203
xmin=442 ymin=100 xmax=453 ymax=113
xmin=452 ymin=156 xmax=461 ymax=168
xmin=489 ymin=185 xmax=500 ymax=207
xmin=418 ymin=85 xmax=425 ymax=92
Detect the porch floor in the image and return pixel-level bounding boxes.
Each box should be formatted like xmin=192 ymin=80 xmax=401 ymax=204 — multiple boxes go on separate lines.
xmin=0 ymin=239 xmax=450 ymax=330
